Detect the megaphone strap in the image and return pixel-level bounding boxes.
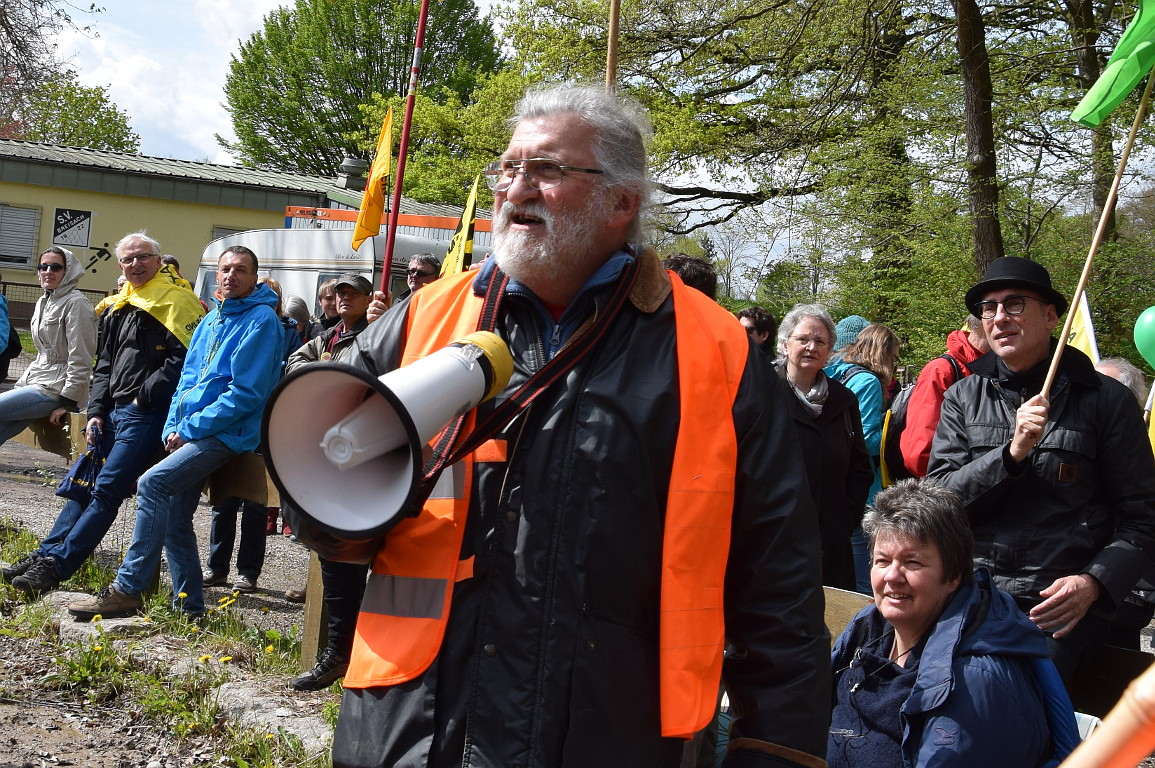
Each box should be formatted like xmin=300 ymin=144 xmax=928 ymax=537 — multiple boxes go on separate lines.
xmin=420 ymin=254 xmax=642 ymax=494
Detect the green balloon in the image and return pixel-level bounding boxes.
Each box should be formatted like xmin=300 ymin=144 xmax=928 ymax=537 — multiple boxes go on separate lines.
xmin=1135 ymin=306 xmax=1155 ymax=368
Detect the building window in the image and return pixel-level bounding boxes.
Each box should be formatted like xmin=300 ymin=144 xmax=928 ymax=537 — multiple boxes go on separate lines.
xmin=0 ymin=203 xmax=40 ymax=265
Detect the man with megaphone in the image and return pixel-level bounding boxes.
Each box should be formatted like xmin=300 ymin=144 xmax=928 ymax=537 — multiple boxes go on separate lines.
xmin=275 ymin=85 xmax=828 ymax=768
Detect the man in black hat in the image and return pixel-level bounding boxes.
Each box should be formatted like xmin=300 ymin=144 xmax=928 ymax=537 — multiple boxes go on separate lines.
xmin=928 ymin=256 xmax=1155 ymax=682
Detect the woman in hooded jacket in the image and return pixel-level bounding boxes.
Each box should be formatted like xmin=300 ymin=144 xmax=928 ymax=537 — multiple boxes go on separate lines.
xmin=0 ymin=247 xmax=98 ymax=447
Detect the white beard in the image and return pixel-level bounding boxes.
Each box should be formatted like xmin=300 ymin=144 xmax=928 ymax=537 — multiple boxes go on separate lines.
xmin=492 ymin=192 xmax=612 ymax=290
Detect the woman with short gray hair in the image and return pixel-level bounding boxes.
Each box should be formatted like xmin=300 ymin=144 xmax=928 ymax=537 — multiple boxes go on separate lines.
xmin=774 ymin=302 xmax=872 ymax=590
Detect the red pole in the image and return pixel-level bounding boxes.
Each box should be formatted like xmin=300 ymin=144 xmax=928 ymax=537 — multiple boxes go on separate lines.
xmin=380 ymin=0 xmax=431 ymax=293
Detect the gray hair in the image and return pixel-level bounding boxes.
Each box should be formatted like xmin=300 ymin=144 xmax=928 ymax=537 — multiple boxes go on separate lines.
xmin=1096 ymin=357 xmax=1148 ymax=405
xmin=115 ymin=231 xmax=160 ymax=258
xmin=409 ymin=252 xmax=441 ymax=271
xmin=776 ymin=303 xmax=836 ymax=358
xmin=510 ymin=84 xmax=652 ymax=242
xmin=283 ymin=294 xmax=311 ymax=327
xmin=863 ymin=479 xmax=975 ymax=586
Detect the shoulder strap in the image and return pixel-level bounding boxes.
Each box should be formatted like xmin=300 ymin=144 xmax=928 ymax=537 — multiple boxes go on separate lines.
xmin=940 ymin=353 xmax=964 ymax=383
xmin=838 ymin=363 xmax=872 ymax=385
xmin=421 ymin=257 xmax=642 ymax=493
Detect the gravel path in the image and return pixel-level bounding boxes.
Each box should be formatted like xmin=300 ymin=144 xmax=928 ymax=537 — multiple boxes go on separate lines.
xmin=0 ymin=438 xmax=312 ymax=640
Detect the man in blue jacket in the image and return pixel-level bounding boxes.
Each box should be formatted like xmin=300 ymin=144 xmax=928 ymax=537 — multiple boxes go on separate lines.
xmin=68 ymin=245 xmax=284 ymax=621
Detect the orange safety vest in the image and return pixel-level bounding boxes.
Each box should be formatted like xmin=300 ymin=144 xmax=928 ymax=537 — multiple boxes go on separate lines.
xmin=345 ymin=268 xmax=748 ymax=739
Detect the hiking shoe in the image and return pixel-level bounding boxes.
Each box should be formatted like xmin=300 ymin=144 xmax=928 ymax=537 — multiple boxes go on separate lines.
xmin=68 ymin=584 xmax=143 ymax=621
xmin=232 ymin=574 xmax=257 ymax=593
xmin=11 ymin=557 xmax=61 ymax=597
xmin=2 ymin=553 xmax=41 ymax=583
xmin=202 ymin=569 xmax=229 ymax=586
xmin=290 ymin=649 xmax=349 ymax=691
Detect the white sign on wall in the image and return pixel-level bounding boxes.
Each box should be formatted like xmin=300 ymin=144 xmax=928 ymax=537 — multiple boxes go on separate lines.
xmin=53 ymin=209 xmax=93 ymax=248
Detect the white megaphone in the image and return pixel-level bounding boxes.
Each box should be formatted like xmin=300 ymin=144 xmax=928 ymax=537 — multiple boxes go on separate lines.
xmin=262 ymin=331 xmax=513 ymax=540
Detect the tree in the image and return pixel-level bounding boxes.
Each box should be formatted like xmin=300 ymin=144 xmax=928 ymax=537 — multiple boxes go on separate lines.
xmin=0 ymin=1 xmax=101 ymax=134
xmin=3 ymin=68 xmax=139 ymax=151
xmin=219 ymin=0 xmax=502 ymax=175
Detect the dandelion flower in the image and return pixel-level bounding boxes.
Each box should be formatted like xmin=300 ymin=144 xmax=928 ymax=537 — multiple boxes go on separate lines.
xmin=92 ymin=645 xmax=103 ymax=651
xmin=265 ymin=733 xmax=274 ymax=740
xmin=199 ymin=654 xmax=212 ymax=663
xmin=260 ymin=606 xmax=270 ymax=614
xmin=91 ymin=614 xmax=102 ymax=622
xmin=219 ymin=655 xmax=233 ymax=663
xmin=265 ymin=645 xmax=274 ymax=653
xmin=178 ymin=592 xmax=188 ymax=599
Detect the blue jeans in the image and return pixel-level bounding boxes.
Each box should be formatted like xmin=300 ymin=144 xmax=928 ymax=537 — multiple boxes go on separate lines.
xmin=207 ymin=496 xmax=267 ymax=580
xmin=114 ymin=436 xmax=236 ymax=616
xmin=0 ymin=385 xmax=64 ymax=447
xmin=37 ymin=402 xmax=167 ymax=579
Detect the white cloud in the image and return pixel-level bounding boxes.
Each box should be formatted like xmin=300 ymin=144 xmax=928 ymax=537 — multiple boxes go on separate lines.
xmin=53 ymin=0 xmax=287 ymax=162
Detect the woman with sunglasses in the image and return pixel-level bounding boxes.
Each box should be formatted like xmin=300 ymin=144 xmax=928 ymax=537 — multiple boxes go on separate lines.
xmin=0 ymin=247 xmax=97 ymax=448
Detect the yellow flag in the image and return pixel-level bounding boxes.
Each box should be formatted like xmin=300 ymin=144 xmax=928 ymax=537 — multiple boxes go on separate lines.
xmin=441 ymin=175 xmax=480 ymax=277
xmin=1067 ymin=291 xmax=1100 ymax=365
xmin=351 ymin=108 xmax=394 ymax=250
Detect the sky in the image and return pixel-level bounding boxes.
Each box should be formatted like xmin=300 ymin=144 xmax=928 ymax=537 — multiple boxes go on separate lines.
xmin=54 ymin=1 xmax=316 ymax=165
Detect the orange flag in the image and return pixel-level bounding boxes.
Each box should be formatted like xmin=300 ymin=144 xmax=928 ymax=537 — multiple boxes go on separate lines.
xmin=352 ymin=108 xmax=394 ymax=250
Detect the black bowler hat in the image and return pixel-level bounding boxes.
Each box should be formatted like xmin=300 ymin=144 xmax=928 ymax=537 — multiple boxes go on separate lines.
xmin=964 ymin=257 xmax=1068 ymax=316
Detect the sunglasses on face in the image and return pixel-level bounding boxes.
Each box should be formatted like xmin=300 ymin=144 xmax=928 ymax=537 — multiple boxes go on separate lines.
xmin=37 ymin=263 xmax=65 ymax=272
xmin=407 ymin=268 xmax=435 ymax=277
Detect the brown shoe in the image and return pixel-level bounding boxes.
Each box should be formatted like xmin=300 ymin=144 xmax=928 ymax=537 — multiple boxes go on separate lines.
xmin=284 ymin=587 xmax=306 ymax=603
xmin=68 ymin=584 xmax=143 ymax=621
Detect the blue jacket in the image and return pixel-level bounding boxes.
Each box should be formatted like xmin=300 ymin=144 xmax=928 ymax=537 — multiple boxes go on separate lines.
xmin=165 ymin=283 xmax=283 ymax=452
xmin=830 ymin=567 xmax=1079 ymax=768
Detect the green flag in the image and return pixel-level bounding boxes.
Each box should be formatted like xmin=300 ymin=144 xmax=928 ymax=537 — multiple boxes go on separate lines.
xmin=1072 ymin=0 xmax=1155 ymax=127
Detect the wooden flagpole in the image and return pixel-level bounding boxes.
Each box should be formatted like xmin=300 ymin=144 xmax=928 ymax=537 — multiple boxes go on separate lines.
xmin=380 ymin=0 xmax=432 ymax=293
xmin=1042 ymin=65 xmax=1155 ymax=399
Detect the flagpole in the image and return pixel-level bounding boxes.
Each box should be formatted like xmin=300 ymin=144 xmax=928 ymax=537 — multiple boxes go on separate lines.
xmin=380 ymin=0 xmax=432 ymax=294
xmin=1042 ymin=65 xmax=1155 ymax=400
xmin=605 ymin=0 xmax=620 ymax=93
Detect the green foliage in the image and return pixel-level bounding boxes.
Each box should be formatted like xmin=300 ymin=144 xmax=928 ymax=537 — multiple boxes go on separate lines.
xmin=131 ymin=664 xmax=226 ymax=739
xmin=43 ymin=627 xmax=136 ymax=704
xmin=358 ymin=69 xmax=535 ymax=206
xmin=220 ymin=0 xmax=502 ymax=175
xmin=8 ymin=68 xmax=140 ymax=151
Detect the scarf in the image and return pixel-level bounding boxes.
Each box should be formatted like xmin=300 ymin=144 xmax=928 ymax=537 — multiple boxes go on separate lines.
xmin=101 ymin=264 xmax=205 ymax=348
xmin=789 ymin=370 xmax=830 ymax=417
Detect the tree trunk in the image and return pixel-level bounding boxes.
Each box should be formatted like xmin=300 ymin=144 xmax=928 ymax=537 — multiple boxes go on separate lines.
xmin=1068 ymin=0 xmax=1117 ymax=241
xmin=953 ymin=0 xmax=1005 ymax=276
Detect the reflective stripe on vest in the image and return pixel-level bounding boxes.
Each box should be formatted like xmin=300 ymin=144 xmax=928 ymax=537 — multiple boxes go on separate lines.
xmin=344 ymin=268 xmax=746 ymax=740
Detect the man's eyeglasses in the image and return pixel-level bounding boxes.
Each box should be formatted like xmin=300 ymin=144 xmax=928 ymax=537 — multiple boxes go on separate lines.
xmin=37 ymin=263 xmax=64 ymax=272
xmin=118 ymin=253 xmax=157 ymax=265
xmin=407 ymin=268 xmax=435 ymax=278
xmin=973 ymin=295 xmax=1048 ymax=320
xmin=789 ymin=335 xmax=831 ymax=349
xmin=483 ymin=158 xmax=604 ymax=192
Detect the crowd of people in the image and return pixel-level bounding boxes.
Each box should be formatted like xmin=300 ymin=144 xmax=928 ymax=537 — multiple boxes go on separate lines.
xmin=1 ymin=82 xmax=1154 ymax=768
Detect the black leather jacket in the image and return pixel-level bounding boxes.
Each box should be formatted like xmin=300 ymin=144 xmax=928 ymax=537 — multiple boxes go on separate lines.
xmin=329 ymin=252 xmax=830 ymax=768
xmin=928 ymin=345 xmax=1155 ymax=612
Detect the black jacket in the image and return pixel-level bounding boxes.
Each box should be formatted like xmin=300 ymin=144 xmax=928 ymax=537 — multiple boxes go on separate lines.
xmin=87 ymin=304 xmax=187 ymax=418
xmin=775 ymin=365 xmax=873 ymax=591
xmin=927 ymin=345 xmax=1155 ymax=612
xmin=329 ymin=252 xmax=830 ymax=768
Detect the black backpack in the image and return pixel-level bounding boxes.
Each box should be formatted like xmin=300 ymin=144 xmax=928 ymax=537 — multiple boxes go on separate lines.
xmin=880 ymin=354 xmax=963 ymax=487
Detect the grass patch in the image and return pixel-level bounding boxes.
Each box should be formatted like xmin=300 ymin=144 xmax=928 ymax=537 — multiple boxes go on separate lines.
xmin=1 ymin=515 xmax=324 ymax=764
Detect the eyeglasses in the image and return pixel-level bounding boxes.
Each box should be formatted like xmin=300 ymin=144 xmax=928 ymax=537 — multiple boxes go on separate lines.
xmin=483 ymin=158 xmax=604 ymax=192
xmin=37 ymin=263 xmax=64 ymax=272
xmin=407 ymin=268 xmax=435 ymax=278
xmin=973 ymin=295 xmax=1048 ymax=320
xmin=789 ymin=335 xmax=831 ymax=349
xmin=118 ymin=253 xmax=157 ymax=265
